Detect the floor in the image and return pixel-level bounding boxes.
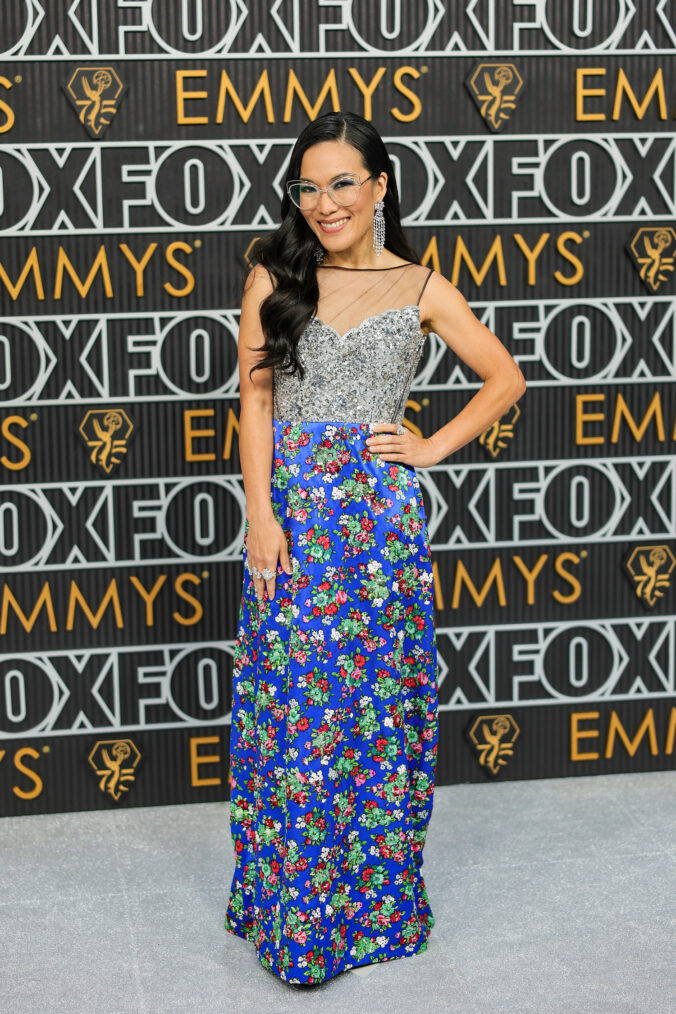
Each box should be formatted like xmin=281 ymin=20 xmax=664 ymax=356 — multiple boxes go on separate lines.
xmin=1 ymin=770 xmax=675 ymax=1014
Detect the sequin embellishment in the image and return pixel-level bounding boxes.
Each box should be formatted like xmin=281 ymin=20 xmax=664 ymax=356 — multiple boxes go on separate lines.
xmin=272 ymin=305 xmax=427 ymax=425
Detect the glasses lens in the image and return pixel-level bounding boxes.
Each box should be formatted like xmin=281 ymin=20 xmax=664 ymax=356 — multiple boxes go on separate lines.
xmin=329 ymin=176 xmax=361 ymax=206
xmin=288 ymin=182 xmax=319 ymax=209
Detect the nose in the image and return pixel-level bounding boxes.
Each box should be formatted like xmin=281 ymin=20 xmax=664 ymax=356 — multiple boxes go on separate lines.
xmin=316 ymin=189 xmax=341 ymax=214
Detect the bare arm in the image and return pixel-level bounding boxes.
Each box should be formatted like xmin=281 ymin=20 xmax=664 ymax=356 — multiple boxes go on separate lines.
xmin=422 ymin=270 xmax=526 ymax=462
xmin=238 ymin=264 xmax=292 ymax=598
xmin=367 ymin=270 xmax=526 ymax=466
xmin=238 ymin=265 xmax=276 ymax=522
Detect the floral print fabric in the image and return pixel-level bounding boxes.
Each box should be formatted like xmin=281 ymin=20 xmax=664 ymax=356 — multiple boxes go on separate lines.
xmin=225 ymin=419 xmax=439 ymax=984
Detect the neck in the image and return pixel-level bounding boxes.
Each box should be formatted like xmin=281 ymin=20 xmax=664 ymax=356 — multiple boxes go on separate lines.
xmin=319 ymin=231 xmax=387 ymax=270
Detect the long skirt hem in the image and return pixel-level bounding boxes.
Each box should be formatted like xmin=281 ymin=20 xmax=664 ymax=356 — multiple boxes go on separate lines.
xmin=224 ymin=904 xmax=435 ymax=986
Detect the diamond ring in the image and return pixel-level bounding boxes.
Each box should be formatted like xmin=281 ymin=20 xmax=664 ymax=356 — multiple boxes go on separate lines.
xmin=396 ymin=424 xmax=405 ymax=435
xmin=251 ymin=565 xmax=276 ymax=580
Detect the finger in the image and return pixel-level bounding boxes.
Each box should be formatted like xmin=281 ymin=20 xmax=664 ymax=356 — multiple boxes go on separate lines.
xmin=260 ymin=558 xmax=281 ymax=598
xmin=368 ymin=423 xmax=399 ymax=435
xmin=248 ymin=562 xmax=265 ymax=599
xmin=368 ymin=428 xmax=407 ymax=443
xmin=279 ymin=544 xmax=293 ymax=575
xmin=370 ymin=440 xmax=406 ymax=452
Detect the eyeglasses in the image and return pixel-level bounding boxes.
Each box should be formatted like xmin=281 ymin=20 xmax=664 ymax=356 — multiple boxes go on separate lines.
xmin=286 ymin=172 xmax=376 ymax=211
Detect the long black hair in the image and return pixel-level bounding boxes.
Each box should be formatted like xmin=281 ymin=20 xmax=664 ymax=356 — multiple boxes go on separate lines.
xmin=243 ymin=111 xmax=421 ymax=382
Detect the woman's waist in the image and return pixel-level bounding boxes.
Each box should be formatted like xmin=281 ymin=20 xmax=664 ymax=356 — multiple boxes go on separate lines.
xmin=270 ymin=417 xmax=417 ymax=486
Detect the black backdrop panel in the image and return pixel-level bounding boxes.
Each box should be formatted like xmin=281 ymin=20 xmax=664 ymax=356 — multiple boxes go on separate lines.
xmin=1 ymin=1 xmax=675 ymax=814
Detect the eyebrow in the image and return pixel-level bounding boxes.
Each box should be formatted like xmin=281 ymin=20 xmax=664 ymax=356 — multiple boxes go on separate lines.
xmin=297 ymin=171 xmax=355 ymax=184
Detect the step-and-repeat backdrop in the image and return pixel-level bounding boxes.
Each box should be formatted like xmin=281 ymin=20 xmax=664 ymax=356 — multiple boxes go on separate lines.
xmin=1 ymin=3 xmax=675 ymax=814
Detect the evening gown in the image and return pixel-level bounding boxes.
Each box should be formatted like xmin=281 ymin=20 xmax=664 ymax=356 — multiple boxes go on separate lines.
xmin=225 ymin=261 xmax=439 ymax=985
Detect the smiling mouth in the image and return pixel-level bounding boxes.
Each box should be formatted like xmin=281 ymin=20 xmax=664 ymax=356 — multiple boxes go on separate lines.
xmin=318 ymin=217 xmax=350 ymax=232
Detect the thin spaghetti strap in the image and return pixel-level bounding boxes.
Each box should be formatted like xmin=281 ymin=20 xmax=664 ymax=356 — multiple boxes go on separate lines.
xmin=416 ymin=266 xmax=434 ymax=305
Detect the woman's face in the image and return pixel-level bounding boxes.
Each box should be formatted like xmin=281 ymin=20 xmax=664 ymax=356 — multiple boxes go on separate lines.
xmin=296 ymin=141 xmax=387 ymax=253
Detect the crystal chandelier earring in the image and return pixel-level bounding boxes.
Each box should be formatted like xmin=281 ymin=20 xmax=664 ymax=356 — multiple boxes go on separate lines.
xmin=314 ymin=239 xmax=325 ymax=264
xmin=372 ymin=199 xmax=385 ymax=257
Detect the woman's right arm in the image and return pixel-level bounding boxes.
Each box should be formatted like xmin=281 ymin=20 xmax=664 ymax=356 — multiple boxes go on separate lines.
xmin=237 ymin=264 xmax=292 ymax=601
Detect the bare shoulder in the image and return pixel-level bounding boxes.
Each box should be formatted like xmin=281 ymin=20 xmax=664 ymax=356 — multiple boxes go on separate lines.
xmin=242 ymin=262 xmax=276 ymax=304
xmin=418 ymin=268 xmax=473 ymax=336
xmin=238 ymin=263 xmax=277 ymax=357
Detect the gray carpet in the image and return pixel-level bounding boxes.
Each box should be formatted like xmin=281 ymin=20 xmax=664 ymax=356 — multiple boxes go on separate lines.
xmin=1 ymin=770 xmax=675 ymax=1014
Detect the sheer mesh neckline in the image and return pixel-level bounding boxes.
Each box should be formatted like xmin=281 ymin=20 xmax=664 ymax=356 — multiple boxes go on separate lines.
xmin=317 ymin=262 xmax=414 ymax=271
xmin=312 ymin=304 xmax=421 ymax=341
xmin=313 ymin=261 xmax=430 ymax=337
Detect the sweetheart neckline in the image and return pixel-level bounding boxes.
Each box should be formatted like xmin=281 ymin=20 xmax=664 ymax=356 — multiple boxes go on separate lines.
xmin=309 ymin=304 xmax=423 ymax=342
xmin=310 ymin=302 xmax=425 ymax=342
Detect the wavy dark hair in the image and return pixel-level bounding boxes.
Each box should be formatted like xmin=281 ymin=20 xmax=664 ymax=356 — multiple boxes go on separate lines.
xmin=243 ymin=111 xmax=421 ymax=382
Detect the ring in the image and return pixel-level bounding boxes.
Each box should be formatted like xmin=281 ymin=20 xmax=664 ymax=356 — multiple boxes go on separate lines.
xmin=396 ymin=424 xmax=405 ymax=435
xmin=252 ymin=565 xmax=276 ymax=580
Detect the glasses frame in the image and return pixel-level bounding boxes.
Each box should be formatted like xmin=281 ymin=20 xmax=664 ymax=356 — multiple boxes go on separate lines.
xmin=286 ymin=172 xmax=377 ymax=210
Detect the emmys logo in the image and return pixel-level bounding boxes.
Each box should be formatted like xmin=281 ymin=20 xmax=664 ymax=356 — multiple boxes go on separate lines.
xmin=465 ymin=714 xmax=520 ymax=776
xmin=465 ymin=63 xmax=524 ymax=131
xmin=624 ymin=544 xmax=675 ymax=608
xmin=78 ymin=408 xmax=134 ymax=474
xmin=87 ymin=739 xmax=141 ymax=802
xmin=478 ymin=403 xmax=520 ymax=458
xmin=63 ymin=66 xmax=126 ymax=138
xmin=627 ymin=227 xmax=676 ymax=292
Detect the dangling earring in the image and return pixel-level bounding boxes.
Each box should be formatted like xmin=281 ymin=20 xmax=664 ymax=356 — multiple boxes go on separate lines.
xmin=314 ymin=240 xmax=325 ymax=264
xmin=372 ymin=199 xmax=385 ymax=257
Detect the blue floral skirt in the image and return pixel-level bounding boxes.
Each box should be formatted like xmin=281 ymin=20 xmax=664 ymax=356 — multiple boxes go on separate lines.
xmin=225 ymin=419 xmax=438 ymax=985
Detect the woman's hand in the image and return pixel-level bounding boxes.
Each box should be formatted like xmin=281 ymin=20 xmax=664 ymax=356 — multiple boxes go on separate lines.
xmin=245 ymin=512 xmax=293 ymax=601
xmin=366 ymin=422 xmax=440 ymax=468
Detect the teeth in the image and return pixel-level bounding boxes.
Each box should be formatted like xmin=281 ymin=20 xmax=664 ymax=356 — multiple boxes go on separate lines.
xmin=321 ymin=218 xmax=349 ymax=230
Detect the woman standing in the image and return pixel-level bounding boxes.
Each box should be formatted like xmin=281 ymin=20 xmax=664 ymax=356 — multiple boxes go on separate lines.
xmin=225 ymin=111 xmax=525 ymax=986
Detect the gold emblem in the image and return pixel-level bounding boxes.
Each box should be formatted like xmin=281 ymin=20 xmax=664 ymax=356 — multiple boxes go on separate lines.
xmin=627 ymin=227 xmax=676 ymax=292
xmin=88 ymin=739 xmax=142 ymax=802
xmin=63 ymin=66 xmax=126 ymax=138
xmin=478 ymin=403 xmax=520 ymax=457
xmin=243 ymin=238 xmax=262 ymax=267
xmin=466 ymin=714 xmax=520 ymax=776
xmin=78 ymin=408 xmax=133 ymax=474
xmin=624 ymin=544 xmax=675 ymax=608
xmin=465 ymin=63 xmax=524 ymax=131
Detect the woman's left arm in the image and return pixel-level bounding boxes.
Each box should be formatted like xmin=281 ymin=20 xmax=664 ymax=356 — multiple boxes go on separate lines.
xmin=422 ymin=269 xmax=526 ymax=463
xmin=368 ymin=269 xmax=526 ymax=467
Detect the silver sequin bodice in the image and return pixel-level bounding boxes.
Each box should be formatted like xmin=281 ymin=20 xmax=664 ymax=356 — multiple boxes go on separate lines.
xmin=273 ymin=305 xmax=426 ymax=425
xmin=272 ymin=275 xmax=431 ymax=425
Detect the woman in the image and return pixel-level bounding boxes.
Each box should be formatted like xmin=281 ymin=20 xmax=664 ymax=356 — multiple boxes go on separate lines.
xmin=225 ymin=111 xmax=526 ymax=986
